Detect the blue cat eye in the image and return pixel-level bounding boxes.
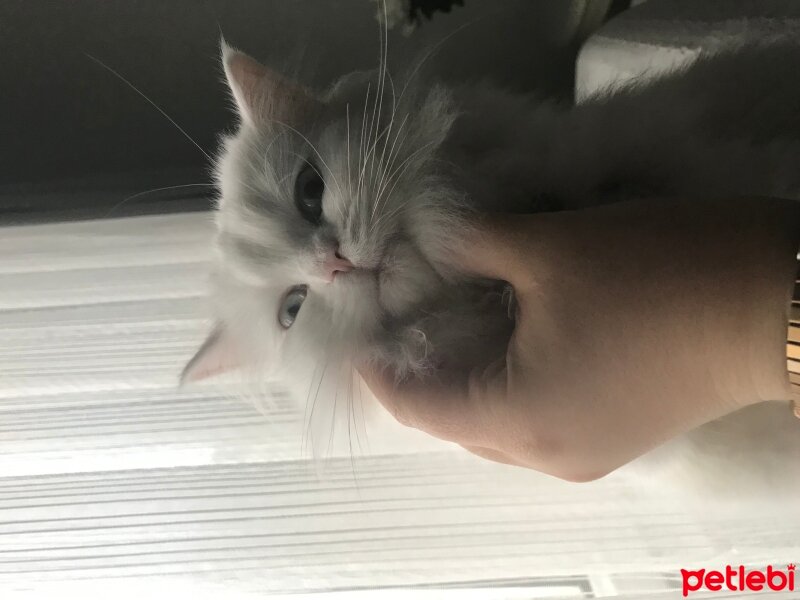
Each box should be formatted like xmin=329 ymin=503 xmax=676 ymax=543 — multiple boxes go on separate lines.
xmin=278 ymin=285 xmax=308 ymax=329
xmin=294 ymin=162 xmax=324 ymax=225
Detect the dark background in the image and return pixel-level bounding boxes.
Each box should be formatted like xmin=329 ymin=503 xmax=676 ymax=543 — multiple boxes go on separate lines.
xmin=0 ymin=0 xmax=621 ymax=222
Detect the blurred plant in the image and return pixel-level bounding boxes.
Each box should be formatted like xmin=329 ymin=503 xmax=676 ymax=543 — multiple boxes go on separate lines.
xmin=372 ymin=0 xmax=465 ymax=31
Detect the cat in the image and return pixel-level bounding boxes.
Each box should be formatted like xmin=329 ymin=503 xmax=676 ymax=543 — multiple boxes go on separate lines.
xmin=182 ymin=40 xmax=800 ymax=493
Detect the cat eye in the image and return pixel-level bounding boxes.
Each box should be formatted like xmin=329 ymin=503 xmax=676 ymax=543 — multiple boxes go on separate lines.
xmin=278 ymin=285 xmax=308 ymax=329
xmin=294 ymin=162 xmax=324 ymax=225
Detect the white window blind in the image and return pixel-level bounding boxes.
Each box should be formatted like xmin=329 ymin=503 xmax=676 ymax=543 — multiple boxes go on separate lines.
xmin=1 ymin=212 xmax=797 ymax=599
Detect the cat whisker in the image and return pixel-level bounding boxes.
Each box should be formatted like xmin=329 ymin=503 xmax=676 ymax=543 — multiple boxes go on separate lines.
xmin=359 ymin=63 xmax=399 ymax=208
xmin=357 ymin=82 xmax=372 ymax=203
xmin=372 ymin=141 xmax=436 ymax=222
xmin=301 ymin=348 xmax=327 ymax=458
xmin=327 ymin=375 xmax=339 ymax=460
xmin=372 ymin=114 xmax=410 ymax=217
xmin=375 ymin=71 xmax=398 ymax=185
xmin=369 ymin=97 xmax=404 ymax=221
xmin=297 ymin=324 xmax=333 ymax=456
xmin=361 ymin=121 xmax=400 ymax=218
xmin=396 ymin=19 xmax=476 ymax=107
xmin=276 ymin=171 xmax=295 ymax=187
xmin=302 ymin=326 xmax=343 ymax=461
xmin=367 ymin=0 xmax=390 ymax=183
xmin=372 ymin=69 xmax=409 ymax=213
xmin=103 ymin=183 xmax=215 ymax=218
xmin=345 ymin=360 xmax=366 ymax=489
xmin=85 ymin=53 xmax=212 ymax=162
xmin=364 ymin=15 xmax=384 ymax=186
xmin=370 ymin=202 xmax=406 ymax=234
xmin=325 ymin=358 xmax=349 ymax=461
xmin=359 ymin=130 xmax=384 ymax=210
xmin=373 ymin=2 xmax=397 ymax=184
xmin=346 ymin=103 xmax=353 ymax=199
xmin=355 ymin=368 xmax=371 ymax=455
xmin=237 ymin=133 xmax=286 ymax=200
xmin=236 ymin=173 xmax=268 ymax=200
xmin=359 ymin=5 xmax=394 ymax=214
xmin=261 ymin=130 xmax=286 ymax=183
xmin=346 ymin=368 xmax=360 ymax=489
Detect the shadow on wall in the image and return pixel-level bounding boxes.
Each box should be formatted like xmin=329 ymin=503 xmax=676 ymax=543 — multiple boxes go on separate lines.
xmin=0 ymin=0 xmax=601 ymax=218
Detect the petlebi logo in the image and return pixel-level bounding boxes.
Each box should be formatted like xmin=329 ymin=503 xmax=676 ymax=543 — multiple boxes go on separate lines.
xmin=681 ymin=564 xmax=796 ymax=596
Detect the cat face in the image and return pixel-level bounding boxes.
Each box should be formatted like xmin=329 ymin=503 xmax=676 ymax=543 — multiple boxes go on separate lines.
xmin=182 ymin=44 xmax=463 ymax=387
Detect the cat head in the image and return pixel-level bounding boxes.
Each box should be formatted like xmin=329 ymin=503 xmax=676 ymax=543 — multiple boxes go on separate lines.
xmin=182 ymin=42 xmax=464 ymax=390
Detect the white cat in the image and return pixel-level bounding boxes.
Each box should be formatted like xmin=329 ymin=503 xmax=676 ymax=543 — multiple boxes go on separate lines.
xmin=182 ymin=40 xmax=800 ymax=493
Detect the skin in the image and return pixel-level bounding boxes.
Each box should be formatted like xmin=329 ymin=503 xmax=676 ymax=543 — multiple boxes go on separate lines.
xmin=359 ymin=196 xmax=800 ymax=482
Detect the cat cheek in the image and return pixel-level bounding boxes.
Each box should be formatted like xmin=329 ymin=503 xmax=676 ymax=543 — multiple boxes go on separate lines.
xmin=378 ymin=242 xmax=441 ymax=316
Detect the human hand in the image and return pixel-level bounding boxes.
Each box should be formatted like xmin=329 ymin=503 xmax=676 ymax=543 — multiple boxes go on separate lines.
xmin=360 ymin=196 xmax=800 ymax=481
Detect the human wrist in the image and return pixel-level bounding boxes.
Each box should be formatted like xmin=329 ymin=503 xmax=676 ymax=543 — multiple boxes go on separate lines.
xmin=558 ymin=196 xmax=800 ymax=415
xmin=704 ymin=197 xmax=800 ymax=409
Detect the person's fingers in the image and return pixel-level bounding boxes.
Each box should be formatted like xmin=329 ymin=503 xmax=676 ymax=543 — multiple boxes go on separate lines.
xmin=358 ymin=363 xmax=504 ymax=447
xmin=450 ymin=214 xmax=540 ymax=292
xmin=461 ymin=445 xmax=525 ymax=467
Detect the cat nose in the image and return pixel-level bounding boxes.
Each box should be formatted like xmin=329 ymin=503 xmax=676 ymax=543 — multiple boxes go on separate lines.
xmin=322 ymin=248 xmax=354 ymax=282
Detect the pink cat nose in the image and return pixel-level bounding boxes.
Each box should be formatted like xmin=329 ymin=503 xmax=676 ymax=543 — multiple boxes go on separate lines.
xmin=323 ymin=249 xmax=355 ymax=282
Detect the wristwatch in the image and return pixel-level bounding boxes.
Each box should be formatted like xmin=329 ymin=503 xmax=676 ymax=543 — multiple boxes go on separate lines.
xmin=786 ymin=249 xmax=800 ymax=418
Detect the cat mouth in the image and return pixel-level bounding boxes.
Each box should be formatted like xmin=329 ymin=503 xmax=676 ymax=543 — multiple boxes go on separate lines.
xmin=327 ymin=237 xmax=441 ymax=317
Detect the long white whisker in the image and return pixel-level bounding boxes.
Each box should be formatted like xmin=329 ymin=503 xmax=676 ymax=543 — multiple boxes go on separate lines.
xmin=359 ymin=115 xmax=401 ymax=218
xmin=357 ymin=82 xmax=372 ymax=204
xmin=85 ymin=53 xmax=213 ymax=162
xmin=350 ymin=364 xmax=366 ymax=456
xmin=366 ymin=20 xmax=384 ymax=183
xmin=303 ymin=331 xmax=334 ymax=458
xmin=326 ymin=368 xmax=339 ymax=460
xmin=346 ymin=103 xmax=353 ymax=199
xmin=261 ymin=131 xmax=285 ymax=180
xmin=369 ymin=80 xmax=399 ymax=221
xmin=369 ymin=0 xmax=390 ymax=183
xmin=370 ymin=201 xmax=407 ymax=232
xmin=372 ymin=141 xmax=435 ymax=222
xmin=396 ymin=20 xmax=476 ymax=106
xmin=356 ymin=371 xmax=371 ymax=455
xmin=346 ymin=360 xmax=363 ymax=488
xmin=301 ymin=359 xmax=322 ymax=457
xmin=376 ymin=71 xmax=398 ymax=178
xmin=104 ymin=183 xmax=214 ymax=217
xmin=372 ymin=114 xmax=409 ymax=217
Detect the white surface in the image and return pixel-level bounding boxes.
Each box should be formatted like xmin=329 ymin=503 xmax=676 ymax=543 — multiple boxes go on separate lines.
xmin=1 ymin=212 xmax=798 ymax=599
xmin=576 ymin=0 xmax=800 ymax=101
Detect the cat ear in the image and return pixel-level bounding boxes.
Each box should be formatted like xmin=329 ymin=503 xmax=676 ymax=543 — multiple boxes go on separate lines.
xmin=180 ymin=324 xmax=241 ymax=384
xmin=221 ymin=40 xmax=318 ymax=127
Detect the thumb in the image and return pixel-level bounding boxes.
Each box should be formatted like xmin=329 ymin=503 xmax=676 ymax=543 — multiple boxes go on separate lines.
xmin=450 ymin=214 xmax=539 ymax=292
